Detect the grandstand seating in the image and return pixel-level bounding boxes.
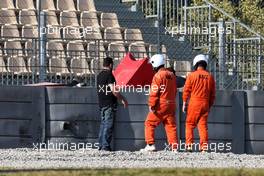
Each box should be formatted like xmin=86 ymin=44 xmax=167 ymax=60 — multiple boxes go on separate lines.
xmin=108 ymin=43 xmax=126 ymax=60
xmin=124 ymin=29 xmax=144 ymax=43
xmin=1 ymin=25 xmax=20 ymax=38
xmin=80 ymin=11 xmax=100 ymax=28
xmin=0 ymin=0 xmax=15 ymax=10
xmin=19 ymin=10 xmax=38 ymax=25
xmin=37 ymin=0 xmax=56 ymax=11
xmin=104 ymin=28 xmax=123 ymax=42
xmin=0 ymin=48 xmax=7 ymax=73
xmin=173 ymin=61 xmax=192 ymax=77
xmin=0 ymin=10 xmax=17 ymax=25
xmin=66 ymin=41 xmax=86 ymax=59
xmin=49 ymin=57 xmax=70 ymax=76
xmin=101 ymin=13 xmax=120 ymax=28
xmin=7 ymin=57 xmax=28 ymax=74
xmin=70 ymin=57 xmax=91 ymax=76
xmin=22 ymin=26 xmax=38 ymax=38
xmin=46 ymin=11 xmax=59 ymax=26
xmin=27 ymin=57 xmax=40 ymax=74
xmin=60 ymin=11 xmax=79 ymax=27
xmin=47 ymin=41 xmax=65 ymax=58
xmin=57 ymin=0 xmax=76 ymax=11
xmin=129 ymin=43 xmax=147 ymax=59
xmin=16 ymin=0 xmax=35 ymax=10
xmin=25 ymin=40 xmax=38 ymax=58
xmin=4 ymin=41 xmax=23 ymax=57
xmin=87 ymin=42 xmax=106 ymax=60
xmin=77 ymin=0 xmax=96 ymax=12
xmin=0 ymin=0 xmax=169 ymax=85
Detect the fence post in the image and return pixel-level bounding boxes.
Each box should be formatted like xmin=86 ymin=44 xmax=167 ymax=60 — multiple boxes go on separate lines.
xmin=231 ymin=91 xmax=245 ymax=154
xmin=218 ymin=18 xmax=226 ymax=89
xmin=257 ymin=38 xmax=262 ymax=89
xmin=184 ymin=0 xmax=187 ymax=37
xmin=156 ymin=0 xmax=162 ymax=53
xmin=39 ymin=11 xmax=47 ymax=82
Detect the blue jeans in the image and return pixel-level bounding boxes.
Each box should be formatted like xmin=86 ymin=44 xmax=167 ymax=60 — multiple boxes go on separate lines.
xmin=98 ymin=106 xmax=116 ymax=151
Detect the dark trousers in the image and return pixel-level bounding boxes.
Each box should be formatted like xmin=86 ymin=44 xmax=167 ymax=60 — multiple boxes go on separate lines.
xmin=98 ymin=106 xmax=116 ymax=151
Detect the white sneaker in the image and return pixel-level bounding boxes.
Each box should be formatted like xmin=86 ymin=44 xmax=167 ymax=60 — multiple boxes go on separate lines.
xmin=186 ymin=146 xmax=192 ymax=152
xmin=140 ymin=144 xmax=156 ymax=152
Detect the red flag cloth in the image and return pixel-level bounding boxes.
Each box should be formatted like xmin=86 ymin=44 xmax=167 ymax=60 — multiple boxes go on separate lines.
xmin=113 ymin=53 xmax=154 ymax=86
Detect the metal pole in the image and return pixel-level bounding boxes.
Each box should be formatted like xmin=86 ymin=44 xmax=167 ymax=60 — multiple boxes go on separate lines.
xmin=157 ymin=0 xmax=161 ymax=53
xmin=218 ymin=18 xmax=226 ymax=89
xmin=257 ymin=38 xmax=262 ymax=89
xmin=39 ymin=11 xmax=47 ymax=82
xmin=208 ymin=5 xmax=212 ymax=53
xmin=184 ymin=0 xmax=187 ymax=37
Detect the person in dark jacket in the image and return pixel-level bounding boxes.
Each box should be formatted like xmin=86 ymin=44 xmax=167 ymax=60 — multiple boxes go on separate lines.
xmin=97 ymin=57 xmax=128 ymax=151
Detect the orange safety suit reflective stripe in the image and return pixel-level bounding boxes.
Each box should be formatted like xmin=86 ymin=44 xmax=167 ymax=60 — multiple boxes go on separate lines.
xmin=145 ymin=68 xmax=178 ymax=147
xmin=182 ymin=68 xmax=216 ymax=150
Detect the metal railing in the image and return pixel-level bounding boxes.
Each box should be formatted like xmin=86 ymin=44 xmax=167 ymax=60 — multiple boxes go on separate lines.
xmin=135 ymin=0 xmax=264 ymax=90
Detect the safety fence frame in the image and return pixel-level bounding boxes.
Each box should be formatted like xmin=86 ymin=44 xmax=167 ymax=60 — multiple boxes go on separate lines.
xmin=132 ymin=0 xmax=264 ymax=90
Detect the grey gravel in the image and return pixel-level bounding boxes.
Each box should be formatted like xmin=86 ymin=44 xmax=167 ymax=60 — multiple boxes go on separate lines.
xmin=0 ymin=149 xmax=264 ymax=169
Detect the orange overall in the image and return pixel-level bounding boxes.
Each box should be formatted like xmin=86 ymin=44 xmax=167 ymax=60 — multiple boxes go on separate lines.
xmin=182 ymin=68 xmax=216 ymax=150
xmin=145 ymin=68 xmax=178 ymax=147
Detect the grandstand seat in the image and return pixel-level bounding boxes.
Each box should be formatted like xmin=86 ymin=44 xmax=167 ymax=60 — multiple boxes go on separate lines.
xmin=16 ymin=0 xmax=35 ymax=10
xmin=46 ymin=24 xmax=61 ymax=39
xmin=19 ymin=10 xmax=38 ymax=26
xmin=1 ymin=25 xmax=20 ymax=38
xmin=107 ymin=43 xmax=126 ymax=61
xmin=128 ymin=43 xmax=147 ymax=59
xmin=49 ymin=57 xmax=70 ymax=76
xmin=80 ymin=11 xmax=99 ymax=27
xmin=37 ymin=0 xmax=56 ymax=11
xmin=67 ymin=42 xmax=86 ymax=59
xmin=124 ymin=29 xmax=144 ymax=43
xmin=101 ymin=13 xmax=120 ymax=28
xmin=0 ymin=0 xmax=15 ymax=10
xmin=47 ymin=42 xmax=66 ymax=59
xmin=4 ymin=41 xmax=24 ymax=57
xmin=57 ymin=0 xmax=76 ymax=11
xmin=104 ymin=28 xmax=123 ymax=43
xmin=70 ymin=58 xmax=91 ymax=76
xmin=90 ymin=58 xmax=103 ymax=74
xmin=77 ymin=0 xmax=96 ymax=11
xmin=60 ymin=11 xmax=79 ymax=27
xmin=63 ymin=27 xmax=83 ymax=40
xmin=0 ymin=10 xmax=17 ymax=25
xmin=83 ymin=27 xmax=102 ymax=41
xmin=46 ymin=11 xmax=59 ymax=26
xmin=0 ymin=48 xmax=7 ymax=73
xmin=173 ymin=61 xmax=192 ymax=77
xmin=7 ymin=57 xmax=28 ymax=74
xmin=27 ymin=57 xmax=40 ymax=74
xmin=22 ymin=26 xmax=38 ymax=38
xmin=87 ymin=42 xmax=106 ymax=60
xmin=148 ymin=44 xmax=167 ymax=57
xmin=25 ymin=40 xmax=38 ymax=58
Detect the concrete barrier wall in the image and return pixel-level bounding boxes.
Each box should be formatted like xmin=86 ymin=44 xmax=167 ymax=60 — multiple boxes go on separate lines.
xmin=0 ymin=87 xmax=263 ymax=154
xmin=46 ymin=88 xmax=100 ymax=148
xmin=245 ymin=91 xmax=264 ymax=154
xmin=0 ymin=86 xmax=45 ymax=148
